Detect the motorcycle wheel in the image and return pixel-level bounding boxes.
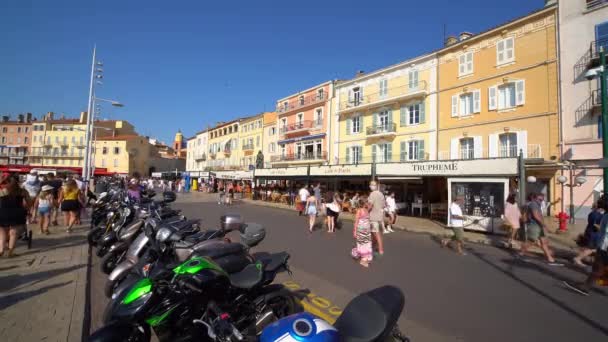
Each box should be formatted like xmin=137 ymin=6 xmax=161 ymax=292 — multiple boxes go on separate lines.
xmin=100 ymin=250 xmax=122 ymax=275
xmin=89 ymin=322 xmax=151 ymax=342
xmin=87 ymin=228 xmax=104 ymax=247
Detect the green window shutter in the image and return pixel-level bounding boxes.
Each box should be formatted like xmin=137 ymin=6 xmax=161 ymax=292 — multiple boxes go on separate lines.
xmin=372 ymin=144 xmax=377 ymax=162
xmin=419 ymin=101 xmax=426 ymax=124
xmin=400 ymin=106 xmax=407 ymax=126
xmin=372 ymin=113 xmax=378 ymax=129
xmin=346 ymin=118 xmax=351 ymax=135
xmin=386 ymin=143 xmax=393 ymax=162
xmin=345 ymin=147 xmax=351 ymax=164
xmin=418 ymin=140 xmax=425 ymax=160
xmin=357 ymin=146 xmax=362 ymax=163
xmin=400 ymin=141 xmax=406 ymax=162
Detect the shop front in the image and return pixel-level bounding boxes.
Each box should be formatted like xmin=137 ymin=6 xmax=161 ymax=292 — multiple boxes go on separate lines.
xmin=253 ymin=166 xmax=309 ymax=203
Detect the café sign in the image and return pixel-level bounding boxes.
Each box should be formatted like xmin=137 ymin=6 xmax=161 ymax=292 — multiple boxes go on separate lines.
xmin=376 ymin=158 xmax=518 ymax=177
xmin=254 ymin=167 xmax=308 ymax=177
xmin=309 ymin=164 xmax=372 ymax=177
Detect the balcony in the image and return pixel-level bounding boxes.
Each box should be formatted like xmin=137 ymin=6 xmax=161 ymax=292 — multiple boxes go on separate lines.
xmin=574 ymin=37 xmax=608 ymax=77
xmin=271 ymin=151 xmax=327 ymax=163
xmin=437 ymin=144 xmax=542 ymax=160
xmin=223 ymin=148 xmax=232 ymax=156
xmin=209 ymin=152 xmax=217 ymax=159
xmin=279 ymin=120 xmax=316 ymax=135
xmin=337 ymin=81 xmax=427 ymax=114
xmin=575 ymin=89 xmax=602 ymax=123
xmin=194 ymin=153 xmax=207 ymax=161
xmin=365 ymin=123 xmax=397 ymax=138
xmin=242 ymin=143 xmax=254 ymax=151
xmin=277 ymin=93 xmax=327 ymax=114
xmin=587 ymin=0 xmax=608 ymax=11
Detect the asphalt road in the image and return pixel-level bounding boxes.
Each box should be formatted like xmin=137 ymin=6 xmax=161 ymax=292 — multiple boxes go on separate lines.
xmin=89 ymin=194 xmax=608 ymax=341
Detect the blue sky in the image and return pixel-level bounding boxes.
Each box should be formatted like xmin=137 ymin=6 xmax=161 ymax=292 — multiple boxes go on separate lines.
xmin=0 ymin=0 xmax=542 ymax=143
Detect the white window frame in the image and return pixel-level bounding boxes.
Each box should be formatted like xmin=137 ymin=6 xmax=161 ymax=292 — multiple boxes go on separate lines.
xmin=379 ymin=78 xmax=388 ymax=98
xmin=351 ymin=116 xmax=361 ymax=134
xmin=459 ymin=51 xmax=473 ymax=76
xmin=451 ymin=89 xmax=481 ymax=117
xmin=408 ymin=103 xmax=421 ymax=125
xmin=459 ymin=138 xmax=475 ymax=160
xmin=315 ymin=108 xmax=323 ymax=126
xmin=496 ymin=37 xmax=515 ymax=65
xmin=459 ymin=93 xmax=474 ymax=117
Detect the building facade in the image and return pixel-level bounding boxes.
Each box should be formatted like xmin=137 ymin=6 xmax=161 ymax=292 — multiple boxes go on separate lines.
xmin=239 ymin=114 xmax=264 ymax=168
xmin=261 ymin=112 xmax=278 ymax=168
xmin=207 ymin=120 xmax=241 ymax=170
xmin=333 ymin=55 xmax=438 ymax=165
xmin=559 ymin=0 xmax=608 ymax=217
xmin=273 ymin=81 xmax=333 ymax=167
xmin=0 ymin=113 xmax=33 ymax=165
xmin=94 ymin=135 xmax=151 ymax=176
xmin=186 ymin=130 xmax=209 ymax=172
xmin=437 ymin=5 xmax=559 ymax=211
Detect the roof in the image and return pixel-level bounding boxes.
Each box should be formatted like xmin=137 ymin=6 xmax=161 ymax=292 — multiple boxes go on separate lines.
xmin=0 ymin=121 xmax=34 ymax=126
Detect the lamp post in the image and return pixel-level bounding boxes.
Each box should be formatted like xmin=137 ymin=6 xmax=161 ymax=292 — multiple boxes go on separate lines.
xmin=557 ymin=168 xmax=587 ymax=224
xmin=600 ymin=48 xmax=608 ymax=194
xmin=83 ymin=97 xmax=123 ymax=180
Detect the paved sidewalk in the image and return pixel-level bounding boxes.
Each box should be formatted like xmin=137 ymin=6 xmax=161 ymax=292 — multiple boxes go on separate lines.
xmin=0 ymin=225 xmax=89 ymax=342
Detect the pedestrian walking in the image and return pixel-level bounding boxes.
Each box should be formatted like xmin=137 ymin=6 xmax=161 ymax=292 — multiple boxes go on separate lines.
xmin=35 ymin=185 xmax=54 ymax=235
xmin=441 ymin=195 xmax=467 ymax=255
xmin=326 ymin=193 xmax=341 ymax=233
xmin=59 ymin=179 xmax=82 ymax=233
xmin=518 ymin=192 xmax=562 ymax=266
xmin=573 ymin=200 xmax=604 ymax=267
xmin=385 ymin=192 xmax=397 ymax=233
xmin=564 ymin=196 xmax=608 ymax=296
xmin=218 ymin=181 xmax=225 ymax=205
xmin=313 ymin=183 xmax=322 ymax=207
xmin=305 ymin=194 xmax=318 ymax=233
xmin=504 ymin=193 xmax=522 ymax=248
xmin=297 ymin=185 xmax=310 ymax=216
xmin=23 ymin=170 xmax=40 ymax=224
xmin=0 ymin=175 xmax=31 ymax=257
xmin=367 ymin=181 xmax=385 ymax=256
xmin=352 ymin=199 xmax=373 ymax=268
xmin=227 ymin=182 xmax=234 ymax=205
xmin=42 ymin=173 xmax=62 ymax=226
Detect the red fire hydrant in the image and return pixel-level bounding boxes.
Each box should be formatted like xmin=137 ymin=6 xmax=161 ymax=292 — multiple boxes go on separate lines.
xmin=555 ymin=211 xmax=570 ymax=233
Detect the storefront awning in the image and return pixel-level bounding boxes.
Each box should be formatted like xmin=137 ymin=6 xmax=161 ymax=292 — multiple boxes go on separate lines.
xmin=377 ymin=176 xmax=423 ymax=181
xmin=278 ymin=133 xmax=325 ymax=145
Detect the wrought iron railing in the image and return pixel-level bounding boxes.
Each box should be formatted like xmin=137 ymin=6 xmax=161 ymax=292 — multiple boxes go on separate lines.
xmin=271 ymin=151 xmax=327 ymax=162
xmin=276 ymin=93 xmax=327 ymax=114
xmin=279 ymin=120 xmax=315 ymax=134
xmin=338 ymin=81 xmax=427 ymax=111
xmin=366 ymin=123 xmax=397 ymax=135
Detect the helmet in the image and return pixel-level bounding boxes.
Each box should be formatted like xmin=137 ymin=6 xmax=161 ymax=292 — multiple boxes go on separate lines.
xmin=261 ymin=312 xmax=338 ymax=342
xmin=163 ymin=191 xmax=177 ymax=203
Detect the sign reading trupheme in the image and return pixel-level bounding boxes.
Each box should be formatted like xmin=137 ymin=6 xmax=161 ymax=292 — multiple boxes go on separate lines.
xmin=376 ymin=158 xmax=518 ymax=177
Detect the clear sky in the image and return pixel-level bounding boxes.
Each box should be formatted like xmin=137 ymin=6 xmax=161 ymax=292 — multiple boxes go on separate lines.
xmin=0 ymin=0 xmax=543 ymax=143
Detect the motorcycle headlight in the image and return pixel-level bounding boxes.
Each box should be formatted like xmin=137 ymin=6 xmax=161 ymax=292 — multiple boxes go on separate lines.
xmin=156 ymin=227 xmax=172 ymax=243
xmin=107 ymin=212 xmax=115 ymax=219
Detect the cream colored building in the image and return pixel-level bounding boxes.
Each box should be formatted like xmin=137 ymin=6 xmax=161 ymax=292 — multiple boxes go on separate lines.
xmin=94 ymin=135 xmax=151 ymax=176
xmin=186 ymin=130 xmax=209 ymax=172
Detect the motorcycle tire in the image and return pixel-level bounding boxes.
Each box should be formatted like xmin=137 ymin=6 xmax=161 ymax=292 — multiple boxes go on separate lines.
xmin=100 ymin=250 xmax=122 ymax=275
xmin=88 ymin=322 xmax=151 ymax=342
xmin=87 ymin=228 xmax=104 ymax=247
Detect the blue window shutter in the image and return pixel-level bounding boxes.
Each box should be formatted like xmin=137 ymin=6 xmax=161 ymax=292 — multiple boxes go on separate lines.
xmin=400 ymin=141 xmax=406 ymax=162
xmin=400 ymin=106 xmax=406 ymax=126
xmin=418 ymin=140 xmax=425 ymax=160
xmin=386 ymin=143 xmax=393 ymax=162
xmin=372 ymin=144 xmax=377 ymax=162
xmin=345 ymin=147 xmax=351 ymax=164
xmin=419 ymin=101 xmax=426 ymax=124
xmin=346 ymin=118 xmax=351 ymax=135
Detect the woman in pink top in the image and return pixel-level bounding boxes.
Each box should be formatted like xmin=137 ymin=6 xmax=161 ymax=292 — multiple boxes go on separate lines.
xmin=504 ymin=193 xmax=521 ymax=248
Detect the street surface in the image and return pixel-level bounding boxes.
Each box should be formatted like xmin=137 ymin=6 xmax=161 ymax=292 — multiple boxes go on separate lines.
xmin=89 ymin=194 xmax=608 ymax=342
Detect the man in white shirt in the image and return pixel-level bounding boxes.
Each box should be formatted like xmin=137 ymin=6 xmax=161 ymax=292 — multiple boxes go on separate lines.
xmin=441 ymin=195 xmax=466 ymax=255
xmin=385 ymin=192 xmax=397 ymax=233
xmin=298 ymin=186 xmax=310 ymax=216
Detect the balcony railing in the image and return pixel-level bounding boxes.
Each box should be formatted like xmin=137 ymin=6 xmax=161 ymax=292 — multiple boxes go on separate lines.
xmin=574 ymin=37 xmax=608 ymax=76
xmin=587 ymin=0 xmax=608 ymax=10
xmin=366 ymin=123 xmax=397 ymax=136
xmin=194 ymin=153 xmax=207 ymax=161
xmin=242 ymin=143 xmax=254 ymax=151
xmin=276 ymin=93 xmax=327 ymax=114
xmin=575 ymin=89 xmax=602 ymax=123
xmin=338 ymin=81 xmax=427 ymax=112
xmin=437 ymin=144 xmax=542 ymax=160
xmin=279 ymin=120 xmax=315 ymax=134
xmin=271 ymin=151 xmax=327 ymax=162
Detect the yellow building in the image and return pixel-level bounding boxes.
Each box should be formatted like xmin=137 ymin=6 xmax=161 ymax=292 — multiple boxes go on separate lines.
xmin=437 ymin=5 xmax=559 ymax=210
xmin=207 ymin=119 xmax=241 ymax=170
xmin=94 ymin=135 xmax=151 ymax=176
xmin=239 ymin=112 xmax=276 ymax=168
xmin=333 ymin=55 xmax=437 ymax=165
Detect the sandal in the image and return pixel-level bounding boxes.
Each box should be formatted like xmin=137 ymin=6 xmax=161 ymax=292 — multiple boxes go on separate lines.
xmin=7 ymin=249 xmax=18 ymax=258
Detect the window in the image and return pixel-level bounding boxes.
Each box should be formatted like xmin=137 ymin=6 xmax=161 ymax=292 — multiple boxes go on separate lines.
xmin=283 ymin=101 xmax=288 ymax=111
xmin=347 ymin=115 xmax=361 ymax=134
xmin=280 ymin=145 xmax=286 ymax=156
xmin=102 ymin=147 xmax=108 ymax=155
xmin=113 ymin=159 xmax=118 ymax=167
xmin=349 ymin=87 xmax=362 ymax=106
xmin=114 ymin=147 xmax=120 ymax=154
xmin=17 ymin=127 xmax=21 ymax=133
xmin=315 ymin=109 xmax=323 ymax=126
xmin=296 ymin=113 xmax=303 ymax=126
xmin=17 ymin=137 xmax=21 ymax=144
xmin=490 ymin=80 xmax=525 ymax=110
xmin=407 ymin=102 xmax=425 ymax=125
xmin=47 ymin=136 xmax=51 ymax=145
xmin=1 ymin=137 xmax=4 ymax=144
xmin=24 ymin=137 xmax=28 ymax=144
xmin=451 ymin=90 xmax=481 ymax=117
xmin=101 ymin=159 xmax=106 ymax=167
xmin=256 ymin=136 xmax=260 ymax=147
xmin=459 ymin=138 xmax=474 ymax=160
xmin=497 ymin=37 xmax=514 ymax=65
xmin=79 ymin=136 xmax=84 ymax=145
xmin=372 ymin=143 xmax=392 ymax=163
xmin=408 ymin=70 xmax=419 ymax=89
xmin=317 ymin=88 xmax=324 ymax=100
xmin=1 ymin=128 xmax=5 ymax=133
xmin=346 ymin=146 xmax=362 ymax=164
xmin=459 ymin=52 xmax=473 ymax=76
xmin=269 ymin=143 xmax=275 ymax=153
xmin=299 ymin=95 xmax=304 ymax=105
xmin=249 ymin=123 xmax=253 ymax=131
xmin=379 ymin=79 xmax=388 ymax=98
xmin=376 ymin=110 xmax=391 ymax=130
xmin=25 ymin=127 xmax=29 ymax=133
xmin=270 ymin=127 xmax=276 ymax=135
xmin=499 ymin=133 xmax=517 ymax=157
xmin=498 ymin=83 xmax=516 ymax=110
xmin=55 ymin=136 xmax=59 ymax=143
xmin=401 ymin=140 xmax=425 ymax=161
xmin=71 ymin=136 xmax=76 ymax=143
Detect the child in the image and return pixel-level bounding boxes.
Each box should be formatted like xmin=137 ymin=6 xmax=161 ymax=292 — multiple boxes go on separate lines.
xmin=352 ymin=199 xmax=373 ymax=267
xmin=36 ymin=185 xmax=54 ymax=235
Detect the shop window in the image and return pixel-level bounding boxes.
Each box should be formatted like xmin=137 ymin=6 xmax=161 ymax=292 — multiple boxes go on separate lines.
xmin=459 ymin=138 xmax=475 ymax=160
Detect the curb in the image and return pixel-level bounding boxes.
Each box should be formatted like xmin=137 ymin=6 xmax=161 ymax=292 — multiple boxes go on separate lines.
xmin=81 ymin=244 xmax=93 ymax=341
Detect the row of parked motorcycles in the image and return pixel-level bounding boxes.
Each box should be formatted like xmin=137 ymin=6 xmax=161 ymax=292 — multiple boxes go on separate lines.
xmin=87 ymin=186 xmax=409 ymax=342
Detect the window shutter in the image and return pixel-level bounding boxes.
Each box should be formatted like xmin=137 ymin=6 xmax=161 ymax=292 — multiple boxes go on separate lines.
xmin=450 ymin=138 xmax=459 ymax=159
xmin=346 ymin=118 xmax=352 ymax=135
xmin=506 ymin=38 xmax=514 ymax=61
xmin=516 ymin=130 xmax=528 ymax=157
xmin=386 ymin=143 xmax=392 ymax=162
xmin=372 ymin=144 xmax=377 ymax=162
xmin=466 ymin=52 xmax=473 ymax=73
xmin=387 ymin=109 xmax=393 ymax=125
xmin=360 ymin=87 xmax=364 ymax=102
xmin=356 ymin=146 xmax=362 ymax=163
xmin=497 ymin=40 xmax=505 ymax=64
xmin=348 ymin=90 xmax=353 ymax=103
xmin=473 ymin=90 xmax=481 ymax=113
xmin=400 ymin=106 xmax=407 ymax=126
xmin=418 ymin=140 xmax=425 ymax=160
xmin=488 ymin=86 xmax=497 ymax=110
xmin=345 ymin=147 xmax=351 ymax=164
xmin=459 ymin=55 xmax=465 ymax=75
xmin=515 ymin=80 xmax=525 ymax=105
xmin=400 ymin=141 xmax=406 ymax=162
xmin=373 ymin=112 xmax=378 ymax=127
xmin=473 ymin=136 xmax=482 ymax=158
xmin=451 ymin=95 xmax=458 ymax=117
xmin=489 ymin=134 xmax=498 ymax=157
xmin=419 ymin=101 xmax=426 ymax=123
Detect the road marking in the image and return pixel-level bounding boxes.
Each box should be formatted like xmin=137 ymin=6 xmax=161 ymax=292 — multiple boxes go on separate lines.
xmin=283 ymin=280 xmax=342 ymax=324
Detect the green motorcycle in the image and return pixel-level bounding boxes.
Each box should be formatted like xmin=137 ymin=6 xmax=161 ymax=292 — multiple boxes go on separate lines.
xmin=89 ymin=252 xmax=301 ymax=342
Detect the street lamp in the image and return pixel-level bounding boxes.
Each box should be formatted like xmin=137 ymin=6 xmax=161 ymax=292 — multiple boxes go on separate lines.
xmin=557 ymin=168 xmax=587 ymax=224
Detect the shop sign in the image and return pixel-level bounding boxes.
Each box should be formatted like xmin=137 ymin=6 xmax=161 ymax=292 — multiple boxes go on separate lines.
xmin=254 ymin=167 xmax=308 ymax=177
xmin=215 ymin=170 xmax=253 ymax=180
xmin=309 ymin=164 xmax=372 ymax=177
xmin=376 ymin=158 xmax=518 ymax=177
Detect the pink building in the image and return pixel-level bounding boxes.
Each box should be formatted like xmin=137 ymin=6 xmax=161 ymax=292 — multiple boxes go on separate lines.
xmin=272 ymin=81 xmax=334 ymax=166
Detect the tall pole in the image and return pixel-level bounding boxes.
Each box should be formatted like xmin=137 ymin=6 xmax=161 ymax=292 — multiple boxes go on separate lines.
xmin=83 ymin=45 xmax=96 ymax=179
xmin=600 ymin=48 xmax=608 ymax=194
xmin=518 ymin=150 xmax=526 ymax=205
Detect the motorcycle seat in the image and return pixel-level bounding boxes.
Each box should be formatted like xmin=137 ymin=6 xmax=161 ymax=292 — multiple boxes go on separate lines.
xmin=333 ymin=285 xmax=404 ymax=342
xmin=258 ymin=252 xmax=289 ymax=273
xmin=228 ymin=263 xmax=263 ymax=289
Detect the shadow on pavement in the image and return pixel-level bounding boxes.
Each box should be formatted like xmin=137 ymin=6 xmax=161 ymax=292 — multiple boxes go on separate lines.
xmin=18 ymin=234 xmax=86 ymax=257
xmin=0 ymin=281 xmax=73 ymax=311
xmin=0 ymin=264 xmax=85 ymax=292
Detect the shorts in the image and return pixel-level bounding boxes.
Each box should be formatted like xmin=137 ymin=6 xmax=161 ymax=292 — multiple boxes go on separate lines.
xmin=326 ymin=208 xmax=339 ymax=218
xmin=306 ymin=206 xmax=317 ymax=216
xmin=526 ymin=223 xmax=545 ymax=242
xmin=61 ymin=200 xmax=81 ymax=212
xmin=451 ymin=227 xmax=464 ymax=242
xmin=370 ymin=221 xmax=381 ymax=233
xmin=38 ymin=206 xmax=51 ymax=215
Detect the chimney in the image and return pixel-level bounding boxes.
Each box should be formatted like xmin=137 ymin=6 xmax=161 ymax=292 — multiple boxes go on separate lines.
xmin=17 ymin=114 xmax=24 ymax=123
xmin=544 ymin=0 xmax=556 ymax=6
xmin=25 ymin=113 xmax=32 ymax=122
xmin=445 ymin=35 xmax=458 ymax=46
xmin=79 ymin=111 xmax=88 ymax=124
xmin=45 ymin=112 xmax=54 ymax=121
xmin=459 ymin=32 xmax=474 ymax=41
xmin=1 ymin=115 xmax=8 ymax=122
xmin=355 ymin=70 xmax=365 ymax=77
